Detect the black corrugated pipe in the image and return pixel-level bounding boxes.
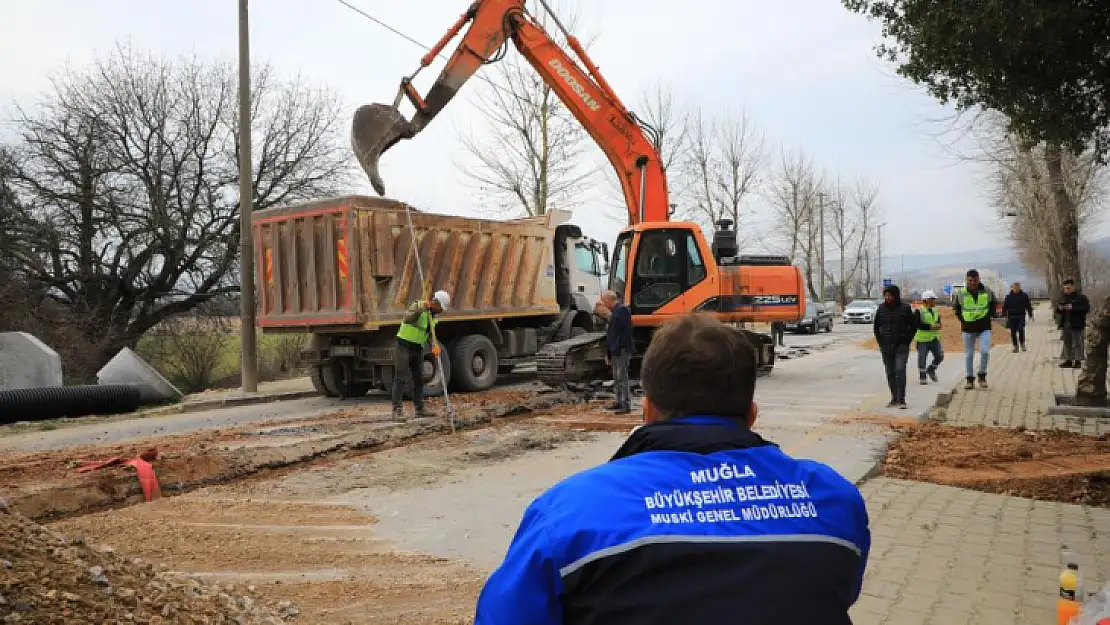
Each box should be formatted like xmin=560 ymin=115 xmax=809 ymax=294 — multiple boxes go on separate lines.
xmin=0 ymin=384 xmax=142 ymax=423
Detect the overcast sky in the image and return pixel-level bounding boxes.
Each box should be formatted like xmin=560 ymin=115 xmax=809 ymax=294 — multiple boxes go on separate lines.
xmin=3 ymin=0 xmax=1104 ymax=257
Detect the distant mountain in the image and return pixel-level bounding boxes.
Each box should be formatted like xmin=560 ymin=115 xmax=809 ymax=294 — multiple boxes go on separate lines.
xmin=881 ymin=236 xmax=1110 ymax=294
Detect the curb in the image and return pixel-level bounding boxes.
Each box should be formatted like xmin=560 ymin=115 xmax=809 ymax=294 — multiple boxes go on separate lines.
xmin=138 ymin=389 xmax=321 ymax=418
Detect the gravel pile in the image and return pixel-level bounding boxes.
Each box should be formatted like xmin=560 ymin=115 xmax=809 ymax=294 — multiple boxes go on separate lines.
xmin=0 ymin=497 xmax=299 ymax=624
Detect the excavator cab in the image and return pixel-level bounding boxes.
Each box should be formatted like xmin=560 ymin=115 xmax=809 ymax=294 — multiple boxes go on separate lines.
xmin=610 ymin=224 xmax=711 ymax=317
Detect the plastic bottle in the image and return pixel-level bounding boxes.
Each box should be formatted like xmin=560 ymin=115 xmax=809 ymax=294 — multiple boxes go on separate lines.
xmin=1059 ymin=561 xmax=1082 ymax=625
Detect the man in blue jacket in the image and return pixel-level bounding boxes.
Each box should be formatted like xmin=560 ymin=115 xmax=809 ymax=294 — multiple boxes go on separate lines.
xmin=601 ymin=290 xmax=634 ymax=415
xmin=474 ymin=313 xmax=871 ymax=625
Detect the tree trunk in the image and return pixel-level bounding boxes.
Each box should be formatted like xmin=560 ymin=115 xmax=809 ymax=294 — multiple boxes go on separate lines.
xmin=1075 ymin=294 xmax=1110 ymax=407
xmin=1044 ymin=144 xmax=1082 ymax=287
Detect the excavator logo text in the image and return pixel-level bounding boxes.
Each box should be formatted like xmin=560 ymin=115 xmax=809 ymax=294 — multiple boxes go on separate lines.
xmin=547 ymin=58 xmax=601 ymax=112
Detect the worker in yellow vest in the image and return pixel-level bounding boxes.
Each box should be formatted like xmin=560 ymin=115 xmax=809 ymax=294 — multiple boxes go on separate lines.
xmin=951 ymin=269 xmax=998 ymax=390
xmin=914 ymin=291 xmax=945 ymax=385
xmin=392 ymin=290 xmax=451 ymax=420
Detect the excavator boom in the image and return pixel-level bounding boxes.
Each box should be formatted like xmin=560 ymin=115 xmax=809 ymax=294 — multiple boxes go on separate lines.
xmin=353 ymin=1 xmax=807 ymax=392
xmin=351 ymin=0 xmax=670 ymax=225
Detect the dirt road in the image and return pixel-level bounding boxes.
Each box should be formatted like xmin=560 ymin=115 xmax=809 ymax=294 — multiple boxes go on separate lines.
xmin=2 ymin=321 xmax=961 ymax=623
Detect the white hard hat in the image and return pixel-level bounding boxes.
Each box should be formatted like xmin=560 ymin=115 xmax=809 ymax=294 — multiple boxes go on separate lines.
xmin=922 ymin=290 xmax=937 ymax=300
xmin=432 ymin=290 xmax=451 ymax=310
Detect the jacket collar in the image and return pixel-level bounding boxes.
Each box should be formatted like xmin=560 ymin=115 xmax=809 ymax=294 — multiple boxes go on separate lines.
xmin=609 ymin=415 xmax=775 ymax=461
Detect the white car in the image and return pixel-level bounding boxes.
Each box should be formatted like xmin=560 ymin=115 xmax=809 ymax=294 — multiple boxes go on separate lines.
xmin=843 ymin=299 xmax=879 ymax=324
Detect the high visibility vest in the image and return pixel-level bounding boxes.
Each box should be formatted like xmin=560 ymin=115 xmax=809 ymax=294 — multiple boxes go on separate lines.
xmin=960 ymin=290 xmax=990 ymax=322
xmin=396 ymin=302 xmax=436 ymax=345
xmin=915 ymin=307 xmax=940 ymax=343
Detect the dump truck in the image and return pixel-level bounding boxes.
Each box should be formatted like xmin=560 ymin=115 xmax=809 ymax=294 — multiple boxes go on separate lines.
xmin=254 ymin=195 xmax=608 ymax=397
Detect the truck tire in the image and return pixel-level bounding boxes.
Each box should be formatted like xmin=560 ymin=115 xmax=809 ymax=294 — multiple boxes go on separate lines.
xmin=450 ymin=335 xmax=499 ymax=392
xmin=321 ymin=359 xmax=371 ymax=399
xmin=309 ymin=365 xmax=335 ymax=397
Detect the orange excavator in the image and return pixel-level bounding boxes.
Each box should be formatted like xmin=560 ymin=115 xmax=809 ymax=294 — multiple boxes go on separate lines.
xmin=351 ymin=0 xmax=806 ymax=390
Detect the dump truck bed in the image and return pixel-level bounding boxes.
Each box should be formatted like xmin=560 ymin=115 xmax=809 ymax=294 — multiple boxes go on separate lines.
xmin=255 ymin=196 xmax=562 ymax=331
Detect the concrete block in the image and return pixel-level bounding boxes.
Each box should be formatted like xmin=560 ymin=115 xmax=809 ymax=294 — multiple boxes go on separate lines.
xmin=97 ymin=347 xmax=183 ymax=404
xmin=0 ymin=332 xmax=64 ymax=390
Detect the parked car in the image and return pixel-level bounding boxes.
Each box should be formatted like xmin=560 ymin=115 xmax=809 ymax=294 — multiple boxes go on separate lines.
xmin=843 ymin=299 xmax=879 ymax=324
xmin=785 ymin=301 xmax=834 ymax=333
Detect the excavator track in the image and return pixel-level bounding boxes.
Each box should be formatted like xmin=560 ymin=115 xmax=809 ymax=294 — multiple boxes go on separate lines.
xmin=536 ymin=331 xmax=609 ymax=388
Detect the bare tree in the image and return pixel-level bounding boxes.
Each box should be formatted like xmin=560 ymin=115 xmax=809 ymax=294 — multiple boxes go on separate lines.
xmin=820 ymin=176 xmax=880 ymax=305
xmin=456 ymin=0 xmax=597 ymax=217
xmin=601 ymin=81 xmax=689 ymax=221
xmin=681 ymin=108 xmax=767 ymax=243
xmin=768 ymin=147 xmax=823 ymax=298
xmin=4 ymin=46 xmax=350 ymax=375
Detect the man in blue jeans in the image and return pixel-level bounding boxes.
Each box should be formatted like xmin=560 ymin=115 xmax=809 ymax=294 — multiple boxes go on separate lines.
xmin=952 ymin=269 xmax=998 ymax=390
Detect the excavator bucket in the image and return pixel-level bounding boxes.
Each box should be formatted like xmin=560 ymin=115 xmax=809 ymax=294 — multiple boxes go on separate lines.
xmin=351 ymin=103 xmax=416 ymax=196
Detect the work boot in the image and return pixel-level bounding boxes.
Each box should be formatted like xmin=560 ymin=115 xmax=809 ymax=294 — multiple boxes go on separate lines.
xmin=927 ymin=368 xmax=938 ymax=383
xmin=391 ymin=406 xmax=406 ymax=421
xmin=1012 ymin=346 xmax=1019 ymax=353
xmin=886 ymin=399 xmax=898 ymax=408
xmin=919 ymin=375 xmax=928 ymax=385
xmin=965 ymin=377 xmax=975 ymax=390
xmin=414 ymin=405 xmax=435 ymax=418
xmin=1060 ymin=360 xmax=1073 ymax=368
xmin=606 ymin=402 xmax=624 ymax=411
xmin=897 ymin=401 xmax=908 ymax=410
xmin=1021 ymin=343 xmax=1027 ymax=352
xmin=977 ymin=373 xmax=989 ymax=389
xmin=614 ymin=404 xmax=632 ymax=415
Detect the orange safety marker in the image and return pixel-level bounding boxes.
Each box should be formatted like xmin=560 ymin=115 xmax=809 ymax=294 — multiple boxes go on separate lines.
xmin=76 ymin=448 xmax=161 ymax=502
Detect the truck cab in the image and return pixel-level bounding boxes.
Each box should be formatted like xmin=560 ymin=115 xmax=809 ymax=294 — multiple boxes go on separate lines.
xmin=568 ymin=236 xmax=607 ymax=312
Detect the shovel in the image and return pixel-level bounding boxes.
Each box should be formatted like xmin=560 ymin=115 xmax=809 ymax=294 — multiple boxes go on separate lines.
xmin=351 ymin=103 xmax=416 ymax=196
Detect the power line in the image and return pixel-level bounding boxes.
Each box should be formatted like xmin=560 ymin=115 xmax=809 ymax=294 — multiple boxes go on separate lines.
xmin=333 ymin=0 xmax=438 ymax=55
xmin=331 ymin=0 xmax=525 ymax=102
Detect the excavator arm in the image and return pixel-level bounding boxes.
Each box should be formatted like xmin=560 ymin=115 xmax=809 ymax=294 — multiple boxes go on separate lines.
xmin=351 ymin=0 xmax=670 ymax=225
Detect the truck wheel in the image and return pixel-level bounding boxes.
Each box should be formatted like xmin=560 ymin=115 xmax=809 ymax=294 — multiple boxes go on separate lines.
xmin=309 ymin=365 xmax=336 ymax=397
xmin=451 ymin=335 xmax=499 ymax=392
xmin=321 ymin=359 xmax=370 ymax=398
xmin=421 ymin=339 xmax=451 ymax=397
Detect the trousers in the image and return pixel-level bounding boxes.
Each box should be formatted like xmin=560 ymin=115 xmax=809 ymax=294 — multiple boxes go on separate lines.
xmin=611 ymin=351 xmax=631 ymax=408
xmin=391 ymin=340 xmax=425 ymax=409
xmin=1062 ymin=327 xmax=1085 ymax=362
xmin=961 ymin=330 xmax=992 ymax=378
xmin=917 ymin=340 xmax=944 ymax=375
xmin=1007 ymin=316 xmax=1027 ymax=347
xmin=881 ymin=345 xmax=909 ymax=402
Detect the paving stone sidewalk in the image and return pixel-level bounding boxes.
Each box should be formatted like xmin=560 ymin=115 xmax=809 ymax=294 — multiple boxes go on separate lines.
xmin=940 ymin=312 xmax=1109 ymax=435
xmin=853 ymin=478 xmax=1110 ymax=625
xmin=851 ymin=309 xmax=1110 ymax=624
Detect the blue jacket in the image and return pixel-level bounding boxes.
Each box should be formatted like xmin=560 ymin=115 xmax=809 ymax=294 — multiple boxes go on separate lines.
xmin=474 ymin=416 xmax=871 ymax=625
xmin=606 ymin=302 xmax=634 ymax=356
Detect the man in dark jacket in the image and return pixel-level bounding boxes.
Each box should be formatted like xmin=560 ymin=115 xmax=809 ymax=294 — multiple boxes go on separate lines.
xmin=952 ymin=269 xmax=998 ymax=390
xmin=1057 ymin=279 xmax=1091 ymax=368
xmin=1001 ymin=282 xmax=1034 ymax=353
xmin=601 ymin=290 xmax=634 ymax=414
xmin=473 ymin=314 xmax=871 ymax=625
xmin=873 ymin=284 xmax=916 ymax=408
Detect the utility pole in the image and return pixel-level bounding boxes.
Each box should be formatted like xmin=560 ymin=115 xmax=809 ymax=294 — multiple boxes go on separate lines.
xmin=238 ymin=0 xmax=258 ymax=393
xmin=877 ymin=222 xmax=885 ymax=293
xmin=817 ymin=192 xmax=826 ymax=301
